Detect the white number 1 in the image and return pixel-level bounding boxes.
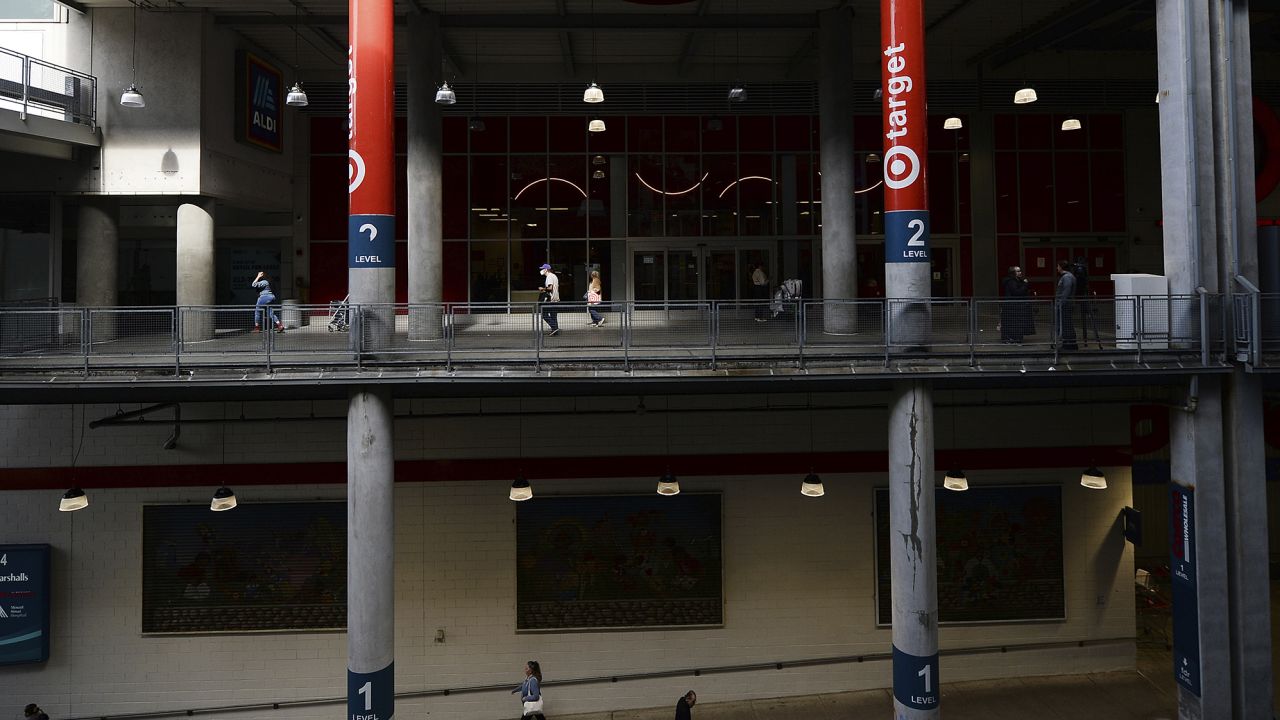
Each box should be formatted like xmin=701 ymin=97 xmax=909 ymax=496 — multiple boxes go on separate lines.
xmin=917 ymin=664 xmax=932 ymax=693
xmin=359 ymin=681 xmax=372 ymax=711
xmin=906 ymin=219 xmax=926 ymax=247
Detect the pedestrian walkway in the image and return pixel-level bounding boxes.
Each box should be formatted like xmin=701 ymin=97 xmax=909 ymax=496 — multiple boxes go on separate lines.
xmin=551 ymin=669 xmax=1175 ymax=720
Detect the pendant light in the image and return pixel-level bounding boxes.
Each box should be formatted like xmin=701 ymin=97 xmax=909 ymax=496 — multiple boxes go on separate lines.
xmin=120 ymin=1 xmax=145 ymax=108
xmin=286 ymin=3 xmax=308 ymax=107
xmin=435 ymin=0 xmax=457 ymax=105
xmin=866 ymin=153 xmax=881 ymax=164
xmin=593 ymin=169 xmax=606 ymax=180
xmin=728 ymin=0 xmax=745 ymax=102
xmin=1013 ymin=0 xmax=1036 ymax=105
xmin=510 ymin=476 xmax=533 ymax=501
xmin=588 ymin=117 xmax=606 ymax=133
xmin=801 ymin=472 xmax=825 ymax=497
xmin=1080 ymin=466 xmax=1107 ymax=490
xmin=1061 ymin=117 xmax=1082 ymax=131
xmin=60 ymin=406 xmax=89 ymax=511
xmin=942 ymin=400 xmax=968 ymax=491
xmin=944 ymin=116 xmax=963 ymax=130
xmin=657 ymin=470 xmax=681 ymax=496
xmin=583 ymin=0 xmax=604 ymax=103
xmin=210 ymin=486 xmax=238 ymax=511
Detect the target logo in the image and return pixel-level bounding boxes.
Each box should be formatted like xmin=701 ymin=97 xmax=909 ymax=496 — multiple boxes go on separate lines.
xmin=348 ymin=149 xmax=366 ymax=194
xmin=883 ymin=146 xmax=921 ymax=190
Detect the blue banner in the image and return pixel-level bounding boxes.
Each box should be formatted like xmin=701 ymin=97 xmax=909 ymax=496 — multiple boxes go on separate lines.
xmin=892 ymin=645 xmax=939 ymax=710
xmin=349 ymin=215 xmax=396 ymax=269
xmin=0 ymin=544 xmax=50 ymax=665
xmin=240 ymin=52 xmax=283 ymax=153
xmin=348 ymin=662 xmax=394 ymax=720
xmin=1170 ymin=485 xmax=1200 ymax=697
xmin=885 ymin=210 xmax=931 ymax=263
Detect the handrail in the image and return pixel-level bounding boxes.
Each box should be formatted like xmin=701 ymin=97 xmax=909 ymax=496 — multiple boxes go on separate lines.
xmin=0 ymin=44 xmax=97 ymax=128
xmin=58 ymin=636 xmax=1137 ymax=720
xmin=0 ymin=297 xmax=1233 ymax=377
xmin=1232 ymin=275 xmax=1262 ymax=367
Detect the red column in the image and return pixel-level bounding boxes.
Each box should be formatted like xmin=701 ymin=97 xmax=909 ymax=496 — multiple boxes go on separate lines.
xmin=881 ymin=0 xmax=931 ymax=268
xmin=348 ymin=0 xmax=396 ymax=288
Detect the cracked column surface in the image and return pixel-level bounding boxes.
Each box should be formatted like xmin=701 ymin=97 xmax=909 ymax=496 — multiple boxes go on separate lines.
xmin=888 ymin=380 xmax=939 ymax=719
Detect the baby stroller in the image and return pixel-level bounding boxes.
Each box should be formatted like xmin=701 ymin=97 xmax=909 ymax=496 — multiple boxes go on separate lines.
xmin=327 ymin=295 xmax=350 ymax=332
xmin=771 ymin=278 xmax=803 ymax=318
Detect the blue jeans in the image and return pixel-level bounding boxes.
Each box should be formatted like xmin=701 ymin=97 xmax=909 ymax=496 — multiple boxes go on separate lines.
xmin=588 ymin=304 xmax=603 ymax=324
xmin=541 ymin=304 xmax=558 ymax=331
xmin=255 ymin=293 xmax=279 ymax=327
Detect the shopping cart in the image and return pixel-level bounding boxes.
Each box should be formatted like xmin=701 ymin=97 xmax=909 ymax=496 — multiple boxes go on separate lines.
xmin=327 ymin=296 xmax=350 ymax=332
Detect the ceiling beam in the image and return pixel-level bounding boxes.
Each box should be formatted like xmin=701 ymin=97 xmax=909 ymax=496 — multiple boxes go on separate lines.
xmin=969 ymin=0 xmax=1146 ymax=70
xmin=214 ymin=13 xmax=819 ymax=30
xmin=676 ymin=0 xmax=712 ymax=75
xmin=784 ymin=31 xmax=816 ymax=79
xmin=556 ymin=0 xmax=575 ymax=76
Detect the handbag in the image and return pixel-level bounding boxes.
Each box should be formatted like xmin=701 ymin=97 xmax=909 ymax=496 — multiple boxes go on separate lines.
xmin=522 ymin=697 xmax=544 ymax=714
xmin=587 ymin=290 xmax=602 ymax=304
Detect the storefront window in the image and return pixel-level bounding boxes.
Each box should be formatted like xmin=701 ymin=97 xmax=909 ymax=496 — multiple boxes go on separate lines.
xmin=665 ymin=154 xmax=702 ymax=237
xmin=510 ymin=155 xmax=548 ymax=240
xmin=628 ymin=155 xmax=664 ymax=237
xmin=549 ymin=155 xmax=588 ymax=239
xmin=469 ymin=241 xmax=508 ymax=303
xmin=470 ymin=156 xmax=509 ymax=240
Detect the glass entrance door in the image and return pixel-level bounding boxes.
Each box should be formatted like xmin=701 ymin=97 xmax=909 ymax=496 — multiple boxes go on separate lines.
xmin=632 ymin=245 xmax=773 ymax=302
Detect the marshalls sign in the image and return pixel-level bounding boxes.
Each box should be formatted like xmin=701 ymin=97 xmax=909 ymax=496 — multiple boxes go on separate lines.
xmin=0 ymin=545 xmax=51 ymax=665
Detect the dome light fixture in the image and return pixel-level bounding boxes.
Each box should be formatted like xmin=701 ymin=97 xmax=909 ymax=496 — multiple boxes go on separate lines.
xmin=509 ymin=477 xmax=533 ymax=502
xmin=943 ymin=469 xmax=969 ymax=492
xmin=286 ymin=82 xmax=309 ymax=108
xmin=800 ymin=472 xmax=825 ymax=497
xmin=1014 ymin=86 xmax=1038 ymax=105
xmin=1080 ymin=466 xmax=1107 ymax=490
xmin=866 ymin=153 xmax=881 ymax=164
xmin=210 ymin=486 xmax=238 ymax=511
xmin=583 ymin=81 xmax=605 ymax=104
xmin=435 ymin=82 xmax=457 ymax=105
xmin=1061 ymin=117 xmax=1082 ymax=131
xmin=588 ymin=117 xmax=607 ymax=133
xmin=592 ymin=169 xmax=606 ymax=180
xmin=469 ymin=117 xmax=486 ymax=132
xmin=728 ymin=84 xmax=747 ymax=103
xmin=943 ymin=116 xmax=963 ymax=130
xmin=59 ymin=487 xmax=89 ymax=512
xmin=120 ymin=84 xmax=145 ymax=108
xmin=656 ymin=471 xmax=680 ymax=496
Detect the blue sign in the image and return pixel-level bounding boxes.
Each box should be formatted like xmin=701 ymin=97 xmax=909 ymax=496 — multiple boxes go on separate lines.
xmin=348 ymin=662 xmax=394 ymax=720
xmin=349 ymin=215 xmax=396 ymax=269
xmin=240 ymin=51 xmax=283 ymax=153
xmin=1170 ymin=485 xmax=1200 ymax=697
xmin=892 ymin=645 xmax=939 ymax=711
xmin=885 ymin=210 xmax=931 ymax=263
xmin=0 ymin=544 xmax=51 ymax=665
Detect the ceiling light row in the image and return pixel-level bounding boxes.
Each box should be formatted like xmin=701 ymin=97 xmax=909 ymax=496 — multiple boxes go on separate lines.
xmin=60 ymin=486 xmax=239 ymax=512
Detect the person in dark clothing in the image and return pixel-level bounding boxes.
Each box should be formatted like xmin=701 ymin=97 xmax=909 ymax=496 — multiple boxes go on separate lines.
xmin=1055 ymin=260 xmax=1078 ymax=350
xmin=1000 ymin=266 xmax=1034 ymax=344
xmin=674 ymin=690 xmax=697 ymax=720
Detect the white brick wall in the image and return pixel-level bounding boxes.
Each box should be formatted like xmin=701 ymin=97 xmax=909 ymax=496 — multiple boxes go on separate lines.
xmin=0 ymin=467 xmax=1135 ymax=720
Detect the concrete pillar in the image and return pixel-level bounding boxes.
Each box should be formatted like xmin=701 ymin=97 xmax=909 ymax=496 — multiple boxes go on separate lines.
xmin=888 ymin=380 xmax=939 ymax=719
xmin=176 ymin=201 xmax=214 ymax=342
xmin=817 ymin=6 xmax=857 ymax=333
xmin=1209 ymin=3 xmax=1272 ymax=717
xmin=967 ymin=113 xmax=998 ymax=297
xmin=407 ymin=13 xmax=444 ymax=341
xmin=77 ymin=198 xmax=118 ymax=342
xmin=347 ymin=387 xmax=396 ymax=720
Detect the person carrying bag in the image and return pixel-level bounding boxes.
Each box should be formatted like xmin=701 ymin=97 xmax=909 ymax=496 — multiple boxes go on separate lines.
xmin=512 ymin=660 xmax=546 ymax=719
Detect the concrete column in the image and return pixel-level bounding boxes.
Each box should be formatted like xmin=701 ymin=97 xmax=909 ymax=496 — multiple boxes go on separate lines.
xmin=817 ymin=6 xmax=857 ymax=333
xmin=968 ymin=113 xmax=998 ymax=297
xmin=1209 ymin=3 xmax=1272 ymax=716
xmin=176 ymin=201 xmax=214 ymax=341
xmin=407 ymin=13 xmax=444 ymax=341
xmin=77 ymin=198 xmax=118 ymax=342
xmin=888 ymin=380 xmax=939 ymax=719
xmin=347 ymin=387 xmax=396 ymax=720
xmin=1169 ymin=378 xmax=1232 ymax=720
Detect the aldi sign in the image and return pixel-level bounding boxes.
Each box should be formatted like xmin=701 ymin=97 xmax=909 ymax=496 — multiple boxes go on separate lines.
xmin=237 ymin=51 xmax=284 ymax=153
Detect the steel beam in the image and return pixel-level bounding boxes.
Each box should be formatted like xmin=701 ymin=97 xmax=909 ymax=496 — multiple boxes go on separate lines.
xmin=214 ymin=13 xmax=818 ymax=30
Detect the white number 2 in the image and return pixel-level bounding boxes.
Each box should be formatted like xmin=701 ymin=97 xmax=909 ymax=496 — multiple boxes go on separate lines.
xmin=360 ymin=223 xmax=378 ymax=243
xmin=917 ymin=663 xmax=932 ymax=694
xmin=906 ymin=219 xmax=926 ymax=247
xmin=359 ymin=681 xmax=372 ymax=711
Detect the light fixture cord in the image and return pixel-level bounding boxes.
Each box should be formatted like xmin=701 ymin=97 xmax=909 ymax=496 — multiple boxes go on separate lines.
xmin=293 ymin=2 xmax=300 ymax=77
xmin=592 ymin=0 xmax=598 ymax=81
xmin=131 ymin=1 xmax=138 ymax=82
xmin=735 ymin=0 xmax=740 ymax=81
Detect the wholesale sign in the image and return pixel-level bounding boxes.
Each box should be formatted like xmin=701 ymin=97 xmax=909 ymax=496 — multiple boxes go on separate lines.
xmin=0 ymin=545 xmax=51 ymax=665
xmin=1170 ymin=485 xmax=1200 ymax=697
xmin=237 ymin=51 xmax=284 ymax=153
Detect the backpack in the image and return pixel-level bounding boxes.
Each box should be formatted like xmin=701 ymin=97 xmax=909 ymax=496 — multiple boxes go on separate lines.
xmin=1071 ymin=257 xmax=1089 ymax=297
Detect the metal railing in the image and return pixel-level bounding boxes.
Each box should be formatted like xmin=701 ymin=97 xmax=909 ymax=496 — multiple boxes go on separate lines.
xmin=0 ymin=296 xmax=1229 ymax=376
xmin=0 ymin=45 xmax=96 ymax=127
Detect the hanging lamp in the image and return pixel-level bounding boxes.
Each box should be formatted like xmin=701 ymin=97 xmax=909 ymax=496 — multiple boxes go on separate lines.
xmin=59 ymin=487 xmax=89 ymax=512
xmin=1061 ymin=117 xmax=1082 ymax=131
xmin=286 ymin=4 xmax=308 ymax=107
xmin=800 ymin=472 xmax=825 ymax=497
xmin=656 ymin=471 xmax=680 ymax=496
xmin=1080 ymin=466 xmax=1107 ymax=490
xmin=210 ymin=486 xmax=238 ymax=511
xmin=509 ymin=477 xmax=533 ymax=502
xmin=943 ymin=469 xmax=969 ymax=492
xmin=944 ymin=116 xmax=963 ymax=130
xmin=588 ymin=117 xmax=607 ymax=133
xmin=120 ymin=1 xmax=145 ymax=108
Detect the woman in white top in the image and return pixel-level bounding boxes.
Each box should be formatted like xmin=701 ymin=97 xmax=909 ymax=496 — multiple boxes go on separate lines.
xmin=586 ymin=270 xmax=605 ymax=327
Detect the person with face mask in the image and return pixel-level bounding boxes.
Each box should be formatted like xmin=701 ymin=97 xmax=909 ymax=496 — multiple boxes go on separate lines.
xmin=538 ymin=263 xmax=560 ymax=336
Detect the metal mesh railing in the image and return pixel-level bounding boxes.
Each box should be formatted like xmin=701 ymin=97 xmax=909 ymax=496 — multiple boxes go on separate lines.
xmin=0 ymin=46 xmax=96 ymax=126
xmin=0 ymin=296 xmax=1236 ymax=373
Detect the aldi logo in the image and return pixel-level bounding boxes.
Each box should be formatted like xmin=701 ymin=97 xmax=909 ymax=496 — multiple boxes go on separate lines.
xmin=237 ymin=51 xmax=284 ymax=153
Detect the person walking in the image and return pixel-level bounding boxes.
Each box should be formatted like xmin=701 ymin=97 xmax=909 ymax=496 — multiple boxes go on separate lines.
xmin=586 ymin=270 xmax=605 ymax=327
xmin=750 ymin=263 xmax=769 ymax=322
xmin=538 ymin=263 xmax=560 ymax=336
xmin=251 ymin=271 xmax=284 ymax=333
xmin=1055 ymin=260 xmax=1078 ymax=350
xmin=674 ymin=690 xmax=697 ymax=720
xmin=24 ymin=704 xmax=49 ymax=720
xmin=511 ymin=660 xmax=546 ymax=720
xmin=1000 ymin=266 xmax=1033 ymax=344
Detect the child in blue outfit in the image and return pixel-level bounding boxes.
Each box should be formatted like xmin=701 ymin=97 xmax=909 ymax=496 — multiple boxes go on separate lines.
xmin=512 ymin=660 xmax=545 ymax=719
